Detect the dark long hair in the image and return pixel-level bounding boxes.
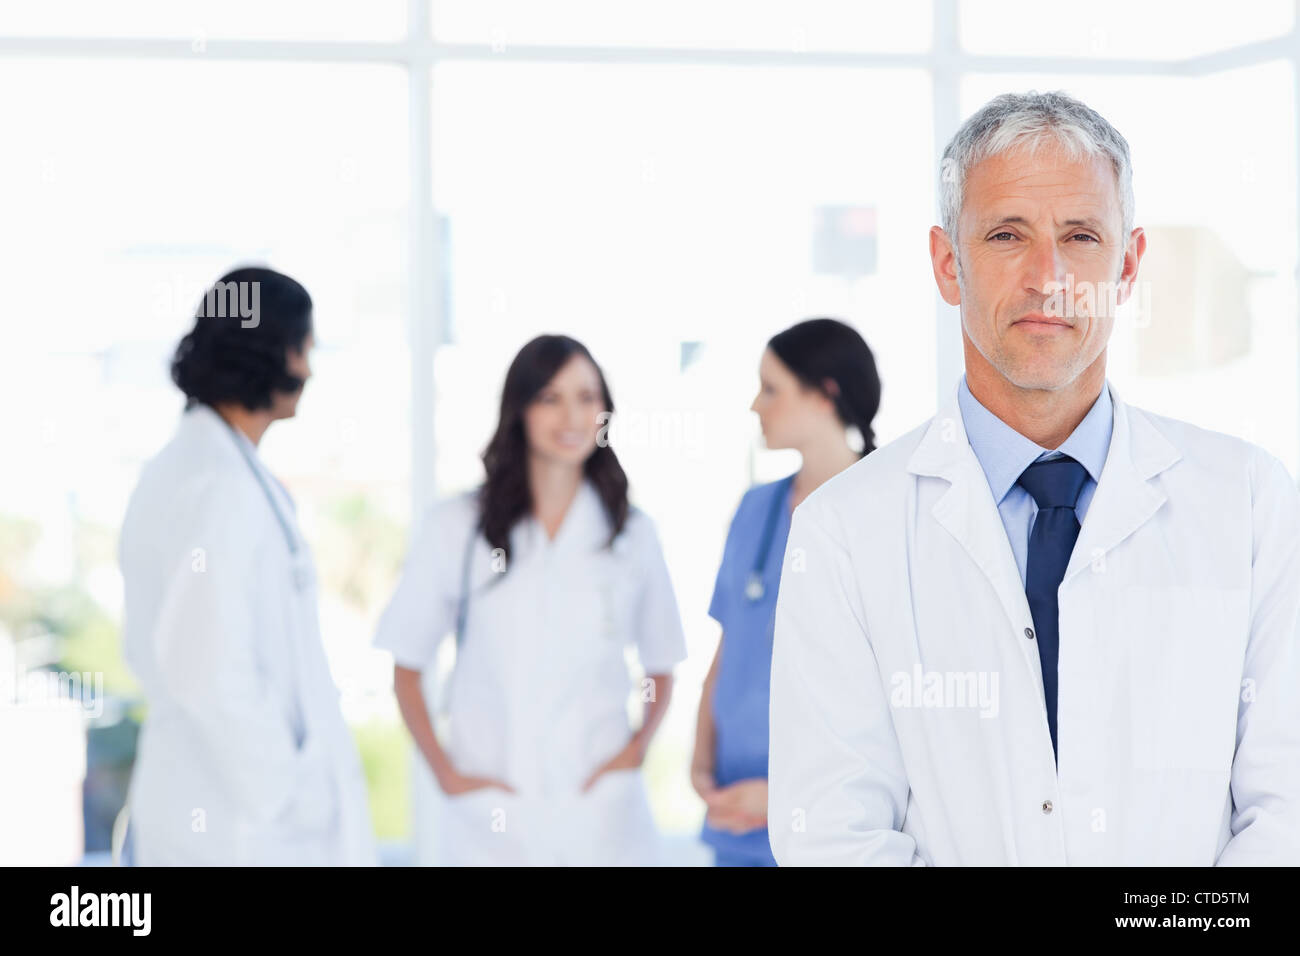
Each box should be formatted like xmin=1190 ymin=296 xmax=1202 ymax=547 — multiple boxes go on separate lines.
xmin=767 ymin=317 xmax=881 ymax=456
xmin=171 ymin=266 xmax=313 ymax=410
xmin=479 ymin=335 xmax=629 ymax=565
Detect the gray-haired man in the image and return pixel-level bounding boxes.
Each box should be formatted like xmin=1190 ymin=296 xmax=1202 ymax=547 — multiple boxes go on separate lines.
xmin=769 ymin=91 xmax=1300 ymax=865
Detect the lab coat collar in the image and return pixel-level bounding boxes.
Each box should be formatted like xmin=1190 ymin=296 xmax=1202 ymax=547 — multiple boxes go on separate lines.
xmin=523 ymin=477 xmax=610 ymax=554
xmin=907 ymin=378 xmax=1183 ymax=594
xmin=907 ymin=382 xmax=1031 ymax=635
xmin=1063 ymin=384 xmax=1181 ymax=584
xmin=180 ymin=402 xmax=299 ymax=515
xmin=181 ymin=402 xmax=251 ymax=464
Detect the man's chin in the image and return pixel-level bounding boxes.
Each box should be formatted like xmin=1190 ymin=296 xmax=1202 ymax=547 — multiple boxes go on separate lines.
xmin=998 ymin=361 xmax=1082 ymax=392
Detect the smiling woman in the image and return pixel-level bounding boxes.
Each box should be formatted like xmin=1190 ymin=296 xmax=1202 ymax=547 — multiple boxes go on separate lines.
xmin=375 ymin=333 xmax=689 ymax=865
xmin=479 ymin=335 xmax=629 ymax=560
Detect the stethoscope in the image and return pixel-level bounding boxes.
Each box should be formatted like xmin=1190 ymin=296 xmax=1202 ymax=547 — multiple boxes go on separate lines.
xmin=222 ymin=418 xmax=313 ymax=592
xmin=744 ymin=475 xmax=795 ymax=603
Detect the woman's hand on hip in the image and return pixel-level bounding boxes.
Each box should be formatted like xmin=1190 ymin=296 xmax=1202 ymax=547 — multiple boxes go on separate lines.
xmin=439 ymin=769 xmax=515 ymax=796
xmin=580 ymin=737 xmax=645 ymax=793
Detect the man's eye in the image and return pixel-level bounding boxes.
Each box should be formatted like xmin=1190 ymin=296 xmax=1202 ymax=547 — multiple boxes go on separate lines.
xmin=1071 ymin=234 xmax=1099 ymax=242
xmin=990 ymin=232 xmax=1016 ymax=241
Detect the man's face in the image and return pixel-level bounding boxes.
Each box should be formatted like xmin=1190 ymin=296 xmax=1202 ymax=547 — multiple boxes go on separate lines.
xmin=931 ymin=141 xmax=1144 ymax=392
xmin=271 ymin=332 xmax=313 ymax=420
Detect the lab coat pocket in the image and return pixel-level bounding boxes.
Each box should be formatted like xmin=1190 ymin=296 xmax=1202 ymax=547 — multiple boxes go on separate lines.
xmin=253 ymin=815 xmax=338 ymax=866
xmin=568 ymin=767 xmax=661 ymax=866
xmin=437 ymin=786 xmax=525 ymax=866
xmin=1124 ymin=585 xmax=1248 ymax=772
xmin=287 ymin=735 xmax=339 ymax=834
xmin=245 ymin=748 xmax=338 ymax=865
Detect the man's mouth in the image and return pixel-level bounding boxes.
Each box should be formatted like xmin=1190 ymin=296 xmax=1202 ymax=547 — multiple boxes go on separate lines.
xmin=1013 ymin=312 xmax=1073 ymax=330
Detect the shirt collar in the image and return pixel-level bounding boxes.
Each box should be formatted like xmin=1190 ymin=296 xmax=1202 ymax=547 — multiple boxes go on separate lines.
xmin=957 ymin=374 xmax=1113 ymax=505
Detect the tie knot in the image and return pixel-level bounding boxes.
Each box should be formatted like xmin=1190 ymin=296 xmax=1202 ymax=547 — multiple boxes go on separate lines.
xmin=1016 ymin=456 xmax=1088 ymax=510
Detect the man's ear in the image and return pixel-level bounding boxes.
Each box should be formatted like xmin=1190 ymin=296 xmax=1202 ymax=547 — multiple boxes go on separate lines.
xmin=1115 ymin=226 xmax=1146 ymax=305
xmin=930 ymin=225 xmax=962 ymax=306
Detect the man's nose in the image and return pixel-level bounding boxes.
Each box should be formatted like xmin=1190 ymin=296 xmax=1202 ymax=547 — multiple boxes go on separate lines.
xmin=1026 ymin=237 xmax=1067 ymax=294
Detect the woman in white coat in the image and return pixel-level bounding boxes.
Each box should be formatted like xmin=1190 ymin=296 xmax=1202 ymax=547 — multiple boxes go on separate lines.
xmin=376 ymin=334 xmax=687 ymax=866
xmin=119 ymin=267 xmax=376 ymax=866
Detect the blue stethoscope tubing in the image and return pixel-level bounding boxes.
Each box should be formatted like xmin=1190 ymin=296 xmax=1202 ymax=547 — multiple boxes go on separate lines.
xmin=744 ymin=475 xmax=795 ymax=603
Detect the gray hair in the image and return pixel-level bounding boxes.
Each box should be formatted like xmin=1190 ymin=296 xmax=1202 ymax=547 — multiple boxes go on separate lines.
xmin=939 ymin=91 xmax=1134 ymax=255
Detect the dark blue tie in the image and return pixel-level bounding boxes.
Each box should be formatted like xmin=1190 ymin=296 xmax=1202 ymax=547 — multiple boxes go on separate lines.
xmin=1017 ymin=456 xmax=1088 ymax=763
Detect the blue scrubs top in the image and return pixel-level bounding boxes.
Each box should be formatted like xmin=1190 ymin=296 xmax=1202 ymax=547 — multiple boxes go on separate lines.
xmin=701 ymin=473 xmax=795 ymax=866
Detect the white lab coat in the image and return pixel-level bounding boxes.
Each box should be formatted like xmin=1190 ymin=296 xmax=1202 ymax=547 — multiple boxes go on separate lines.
xmin=375 ymin=481 xmax=687 ymax=866
xmin=120 ymin=404 xmax=376 ymax=866
xmin=770 ymin=381 xmax=1300 ymax=866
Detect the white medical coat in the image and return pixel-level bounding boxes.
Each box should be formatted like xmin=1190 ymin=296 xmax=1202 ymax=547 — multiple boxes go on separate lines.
xmin=120 ymin=404 xmax=376 ymax=866
xmin=375 ymin=481 xmax=687 ymax=865
xmin=769 ymin=382 xmax=1300 ymax=865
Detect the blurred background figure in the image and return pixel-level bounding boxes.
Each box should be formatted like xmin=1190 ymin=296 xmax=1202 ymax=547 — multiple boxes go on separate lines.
xmin=692 ymin=317 xmax=880 ymax=866
xmin=119 ymin=267 xmax=376 ymax=866
xmin=375 ymin=335 xmax=687 ymax=865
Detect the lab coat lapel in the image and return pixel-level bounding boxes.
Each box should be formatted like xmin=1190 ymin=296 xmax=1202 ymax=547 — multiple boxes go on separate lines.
xmin=1062 ymin=384 xmax=1181 ymax=584
xmin=552 ymin=480 xmax=607 ymax=554
xmin=907 ymin=387 xmax=1033 ymax=638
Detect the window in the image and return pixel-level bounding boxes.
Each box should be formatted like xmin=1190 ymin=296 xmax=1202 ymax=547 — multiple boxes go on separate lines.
xmin=433 ymin=0 xmax=931 ymax=52
xmin=960 ymin=0 xmax=1294 ymax=61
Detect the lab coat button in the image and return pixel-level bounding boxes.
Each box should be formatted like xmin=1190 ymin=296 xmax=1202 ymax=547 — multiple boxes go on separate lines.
xmin=1024 ymin=627 xmax=1035 ymax=640
xmin=1042 ymin=800 xmax=1053 ymax=814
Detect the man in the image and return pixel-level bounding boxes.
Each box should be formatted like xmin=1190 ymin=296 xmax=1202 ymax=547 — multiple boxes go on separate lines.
xmin=120 ymin=267 xmax=376 ymax=865
xmin=768 ymin=92 xmax=1300 ymax=865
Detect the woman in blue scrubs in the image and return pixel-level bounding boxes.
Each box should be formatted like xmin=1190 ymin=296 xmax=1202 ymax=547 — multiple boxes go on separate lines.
xmin=692 ymin=317 xmax=881 ymax=866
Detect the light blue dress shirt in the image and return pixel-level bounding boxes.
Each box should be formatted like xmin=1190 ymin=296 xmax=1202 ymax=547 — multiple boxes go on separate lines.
xmin=956 ymin=375 xmax=1114 ymax=587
